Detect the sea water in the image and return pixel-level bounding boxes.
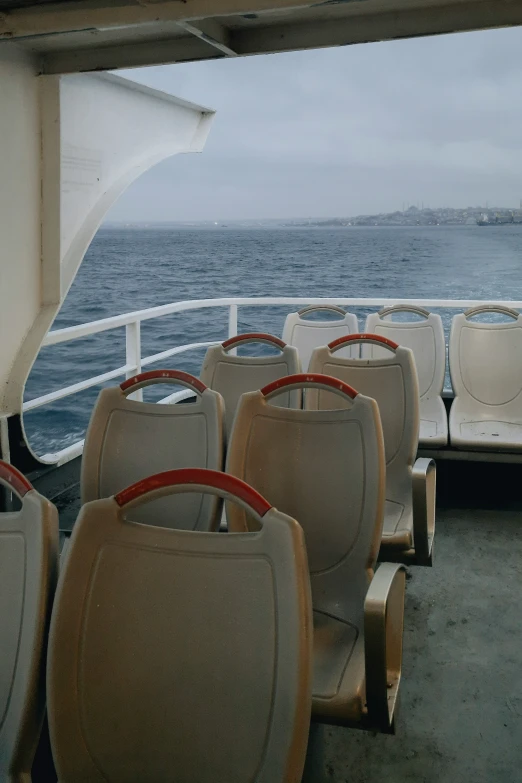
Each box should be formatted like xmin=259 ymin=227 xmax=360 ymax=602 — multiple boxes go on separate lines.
xmin=24 ymin=224 xmax=522 ymax=455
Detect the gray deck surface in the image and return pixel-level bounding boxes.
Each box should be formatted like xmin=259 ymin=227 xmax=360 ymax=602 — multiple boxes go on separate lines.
xmin=50 ymin=486 xmax=521 ymax=782
xmin=303 ymin=506 xmax=522 ymax=783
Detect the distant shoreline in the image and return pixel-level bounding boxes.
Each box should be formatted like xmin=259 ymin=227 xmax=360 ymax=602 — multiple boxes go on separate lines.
xmin=101 ymin=221 xmax=522 ymax=230
xmin=103 ymin=206 xmax=522 ymax=229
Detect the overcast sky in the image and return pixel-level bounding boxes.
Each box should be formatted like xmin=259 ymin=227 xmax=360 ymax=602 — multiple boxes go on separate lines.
xmin=106 ymin=26 xmax=522 ymax=222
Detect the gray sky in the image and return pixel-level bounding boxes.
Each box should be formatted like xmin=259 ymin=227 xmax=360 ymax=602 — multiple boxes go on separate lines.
xmin=107 ymin=26 xmax=522 ymax=222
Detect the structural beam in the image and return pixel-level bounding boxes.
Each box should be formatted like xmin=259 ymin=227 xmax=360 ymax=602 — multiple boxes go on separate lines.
xmin=0 ymin=0 xmax=312 ymax=40
xmin=43 ymin=18 xmax=239 ymax=75
xmin=40 ymin=0 xmax=522 ymax=74
xmin=43 ymin=35 xmax=220 ymax=74
xmin=4 ymin=0 xmax=522 ymax=46
xmin=177 ymin=19 xmax=238 ymax=57
xmin=234 ymin=0 xmax=522 ymax=54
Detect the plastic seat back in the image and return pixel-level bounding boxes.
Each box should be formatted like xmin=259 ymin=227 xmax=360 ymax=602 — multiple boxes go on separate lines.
xmin=365 ymin=305 xmax=447 ymax=444
xmin=226 ymin=374 xmax=385 ymax=625
xmin=449 ymin=305 xmax=522 ymax=448
xmin=82 ymin=370 xmax=224 ymax=531
xmin=365 ymin=305 xmax=445 ymax=400
xmin=308 ymin=335 xmax=419 ymax=501
xmin=48 ymin=469 xmax=312 ymax=783
xmin=200 ymin=333 xmax=301 ymax=436
xmin=282 ymin=305 xmax=359 ymax=370
xmin=0 ymin=462 xmax=58 ymax=783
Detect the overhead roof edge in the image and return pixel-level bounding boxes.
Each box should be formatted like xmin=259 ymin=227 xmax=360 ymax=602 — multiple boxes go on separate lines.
xmin=1 ymin=0 xmax=520 ymax=74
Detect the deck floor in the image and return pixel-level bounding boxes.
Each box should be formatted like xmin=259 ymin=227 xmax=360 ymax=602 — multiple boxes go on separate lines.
xmin=48 ymin=483 xmax=522 ymax=782
xmin=303 ymin=506 xmax=522 ymax=783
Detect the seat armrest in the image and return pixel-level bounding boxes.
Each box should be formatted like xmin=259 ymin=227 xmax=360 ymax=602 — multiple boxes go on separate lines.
xmin=412 ymin=457 xmax=436 ymax=566
xmin=364 ymin=563 xmax=406 ymax=733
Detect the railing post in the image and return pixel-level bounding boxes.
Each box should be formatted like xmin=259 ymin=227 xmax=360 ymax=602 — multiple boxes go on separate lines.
xmin=125 ymin=320 xmax=142 ymax=401
xmin=228 ymin=304 xmax=238 ymax=356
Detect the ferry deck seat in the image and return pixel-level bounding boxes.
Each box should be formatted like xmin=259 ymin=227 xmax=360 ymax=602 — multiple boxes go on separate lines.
xmin=200 ymin=333 xmax=301 ymax=437
xmin=47 ymin=468 xmax=312 ymax=783
xmin=0 ymin=461 xmax=58 ymax=783
xmin=226 ymin=374 xmax=406 ymax=733
xmin=282 ymin=305 xmax=359 ymax=371
xmin=308 ymin=335 xmax=435 ymax=566
xmin=449 ymin=305 xmax=522 ymax=451
xmin=365 ymin=305 xmax=448 ymax=446
xmin=81 ymin=370 xmax=224 ymax=531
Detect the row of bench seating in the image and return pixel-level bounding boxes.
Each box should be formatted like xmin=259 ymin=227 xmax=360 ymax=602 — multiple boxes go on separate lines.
xmin=2 ymin=330 xmax=440 ymax=779
xmin=84 ymin=349 xmax=435 ymax=564
xmin=6 ymin=303 xmax=515 ymax=778
xmin=1 ymin=458 xmax=404 ymax=782
xmin=283 ymin=303 xmax=522 ymax=451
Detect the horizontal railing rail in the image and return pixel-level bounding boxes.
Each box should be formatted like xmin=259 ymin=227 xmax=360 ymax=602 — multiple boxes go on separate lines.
xmin=24 ymin=296 xmax=522 ymax=465
xmin=40 ymin=297 xmax=522 ymax=347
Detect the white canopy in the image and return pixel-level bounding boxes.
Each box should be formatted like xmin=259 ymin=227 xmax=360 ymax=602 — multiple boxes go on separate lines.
xmin=0 ymin=58 xmax=213 ymax=420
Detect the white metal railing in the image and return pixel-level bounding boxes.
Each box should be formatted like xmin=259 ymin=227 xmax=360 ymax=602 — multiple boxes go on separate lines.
xmin=25 ymin=296 xmax=522 ymax=464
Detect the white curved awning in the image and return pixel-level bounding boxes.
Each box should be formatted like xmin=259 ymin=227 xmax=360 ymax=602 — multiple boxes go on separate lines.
xmin=43 ymin=72 xmax=214 ymax=299
xmin=0 ymin=59 xmax=214 ymax=418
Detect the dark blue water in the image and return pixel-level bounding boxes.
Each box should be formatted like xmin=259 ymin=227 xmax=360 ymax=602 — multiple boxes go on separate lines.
xmin=24 ymin=224 xmax=522 ymax=455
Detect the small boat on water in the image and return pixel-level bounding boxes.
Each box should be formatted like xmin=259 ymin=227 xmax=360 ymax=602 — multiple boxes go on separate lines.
xmin=477 ymin=214 xmax=492 ymax=225
xmin=1 ymin=2 xmax=521 ymax=782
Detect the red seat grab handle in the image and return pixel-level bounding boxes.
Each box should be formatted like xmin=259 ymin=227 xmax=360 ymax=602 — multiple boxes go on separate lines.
xmin=0 ymin=460 xmax=33 ymax=498
xmin=115 ymin=468 xmax=272 ymax=517
xmin=222 ymin=333 xmax=286 ymax=351
xmin=328 ymin=333 xmax=399 ymax=352
xmin=120 ymin=370 xmax=207 ymax=396
xmin=262 ymin=373 xmax=358 ymax=400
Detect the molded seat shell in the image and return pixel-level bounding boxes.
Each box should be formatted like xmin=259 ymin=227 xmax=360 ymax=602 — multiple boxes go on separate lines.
xmin=47 ymin=489 xmax=312 ymax=783
xmin=449 ymin=313 xmax=522 ymax=451
xmin=308 ymin=346 xmax=420 ymax=551
xmin=282 ymin=309 xmax=359 ymax=371
xmin=81 ymin=385 xmax=225 ymax=530
xmin=0 ymin=486 xmax=58 ymax=783
xmin=226 ymin=387 xmax=386 ymax=725
xmin=365 ymin=310 xmax=447 ymax=446
xmin=200 ymin=342 xmax=301 ymax=436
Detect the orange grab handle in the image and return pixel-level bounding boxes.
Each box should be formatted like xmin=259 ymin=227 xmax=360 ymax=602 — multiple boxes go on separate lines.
xmin=222 ymin=333 xmax=286 ymax=351
xmin=120 ymin=370 xmax=207 ymax=396
xmin=328 ymin=333 xmax=399 ymax=351
xmin=0 ymin=460 xmax=33 ymax=498
xmin=262 ymin=372 xmax=358 ymax=400
xmin=115 ymin=468 xmax=272 ymax=517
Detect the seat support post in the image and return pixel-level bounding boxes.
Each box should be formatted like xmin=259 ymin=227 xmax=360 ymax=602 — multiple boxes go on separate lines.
xmin=364 ymin=563 xmax=407 ymax=734
xmin=412 ymin=457 xmax=436 ymax=566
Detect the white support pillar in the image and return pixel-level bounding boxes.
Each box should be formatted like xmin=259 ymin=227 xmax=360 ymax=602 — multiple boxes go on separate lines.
xmin=0 ymin=45 xmax=43 ymax=426
xmin=0 ymin=48 xmax=214 ymax=440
